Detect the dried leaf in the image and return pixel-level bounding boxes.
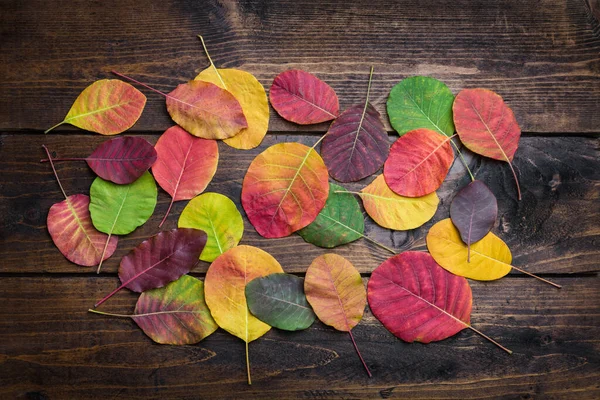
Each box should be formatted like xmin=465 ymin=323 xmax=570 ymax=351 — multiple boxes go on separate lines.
xmin=205 ymin=245 xmax=284 ymax=384
xmin=304 ymin=254 xmax=372 ymax=377
xmin=386 ymin=76 xmax=455 ymax=136
xmin=359 ymin=175 xmax=439 ymax=230
xmin=178 ymin=192 xmax=244 ymax=262
xmin=152 ymin=126 xmax=218 ymax=227
xmin=270 ymin=70 xmax=339 ymax=124
xmin=90 ymin=275 xmax=218 ymax=345
xmin=45 ymin=79 xmax=146 ymax=135
xmin=241 ymin=142 xmax=329 ymax=238
xmin=94 ymin=228 xmax=207 ymax=307
xmin=245 ymin=273 xmax=315 ymax=331
xmin=383 ymin=128 xmax=454 ymax=197
xmin=453 ymin=88 xmax=522 ymax=199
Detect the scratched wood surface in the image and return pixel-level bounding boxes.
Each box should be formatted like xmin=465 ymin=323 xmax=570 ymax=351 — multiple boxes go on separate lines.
xmin=1 ymin=0 xmax=599 ymax=399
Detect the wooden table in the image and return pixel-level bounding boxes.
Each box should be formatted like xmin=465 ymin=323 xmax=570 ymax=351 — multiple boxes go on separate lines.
xmin=1 ymin=1 xmax=599 ymax=398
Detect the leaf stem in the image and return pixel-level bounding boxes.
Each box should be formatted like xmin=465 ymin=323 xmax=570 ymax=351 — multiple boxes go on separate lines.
xmin=510 ymin=265 xmax=561 ymax=289
xmin=96 ymin=233 xmax=112 ymax=274
xmin=348 ymin=330 xmax=372 ymax=377
xmin=40 ymin=157 xmax=86 ymax=163
xmin=88 ymin=309 xmax=132 ymax=318
xmin=364 ymin=66 xmax=374 ymax=105
xmin=158 ymin=197 xmax=175 ymax=228
xmin=197 ymin=35 xmax=226 ymax=89
xmin=360 ymin=234 xmax=396 ymax=255
xmin=246 ymin=340 xmax=252 ymax=385
xmin=507 ymin=161 xmax=522 ymax=200
xmin=44 ymin=121 xmax=66 ymax=134
xmin=112 ymin=71 xmax=170 ymax=99
xmin=42 ymin=145 xmax=69 ymax=200
xmin=468 ymin=325 xmax=512 ymax=354
xmin=449 ymin=139 xmax=475 ymax=181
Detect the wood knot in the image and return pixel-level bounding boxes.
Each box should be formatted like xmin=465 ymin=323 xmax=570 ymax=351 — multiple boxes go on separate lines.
xmin=549 ymin=173 xmax=561 ymax=191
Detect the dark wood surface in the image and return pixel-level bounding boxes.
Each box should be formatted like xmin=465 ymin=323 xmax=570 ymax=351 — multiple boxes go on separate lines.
xmin=1 ymin=0 xmax=599 ymax=399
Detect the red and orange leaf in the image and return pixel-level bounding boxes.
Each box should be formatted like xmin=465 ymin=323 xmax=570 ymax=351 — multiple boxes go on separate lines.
xmin=368 ymin=251 xmax=471 ymax=343
xmin=453 ymin=88 xmax=522 ymax=199
xmin=241 ymin=142 xmax=329 ymax=238
xmin=383 ymin=128 xmax=453 ymax=197
xmin=152 ymin=126 xmax=219 ymax=226
xmin=270 ymin=70 xmax=339 ymax=125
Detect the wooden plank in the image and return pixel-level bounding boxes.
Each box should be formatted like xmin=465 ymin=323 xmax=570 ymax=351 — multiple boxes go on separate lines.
xmin=0 ymin=276 xmax=598 ymax=399
xmin=1 ymin=133 xmax=598 ymax=274
xmin=1 ymin=0 xmax=599 ymax=134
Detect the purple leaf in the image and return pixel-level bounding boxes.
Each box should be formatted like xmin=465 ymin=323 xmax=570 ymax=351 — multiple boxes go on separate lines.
xmin=87 ymin=137 xmax=157 ymax=184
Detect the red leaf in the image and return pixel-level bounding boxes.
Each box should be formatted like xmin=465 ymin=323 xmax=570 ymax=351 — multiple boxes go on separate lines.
xmin=94 ymin=228 xmax=207 ymax=307
xmin=270 ymin=70 xmax=339 ymax=124
xmin=383 ymin=129 xmax=454 ymax=197
xmin=453 ymin=88 xmax=522 ymax=199
xmin=152 ymin=126 xmax=219 ymax=227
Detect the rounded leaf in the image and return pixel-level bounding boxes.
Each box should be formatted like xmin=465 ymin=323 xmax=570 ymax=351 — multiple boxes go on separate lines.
xmin=204 ymin=245 xmax=284 ymax=342
xmin=245 ymin=273 xmax=316 ymax=331
xmin=450 ymin=180 xmax=498 ymax=245
xmin=386 ymin=76 xmax=455 ymax=136
xmin=195 ymin=68 xmax=269 ymax=149
xmin=368 ymin=251 xmax=471 ymax=343
xmin=242 ymin=142 xmax=329 ymax=238
xmin=304 ymin=254 xmax=365 ymax=332
xmin=270 ymin=70 xmax=339 ymax=124
xmin=360 ymin=175 xmax=439 ymax=230
xmin=426 ymin=218 xmax=512 ymax=280
xmin=383 ymin=128 xmax=454 ymax=197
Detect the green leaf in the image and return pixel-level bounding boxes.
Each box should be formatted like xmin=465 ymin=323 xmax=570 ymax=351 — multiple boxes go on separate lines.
xmin=245 ymin=273 xmax=316 ymax=331
xmin=297 ymin=182 xmax=364 ymax=248
xmin=178 ymin=192 xmax=244 ymax=262
xmin=386 ymin=76 xmax=455 ymax=137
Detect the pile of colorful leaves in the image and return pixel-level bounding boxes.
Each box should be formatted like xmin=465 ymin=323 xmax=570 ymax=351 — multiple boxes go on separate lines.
xmin=42 ymin=36 xmax=560 ymax=384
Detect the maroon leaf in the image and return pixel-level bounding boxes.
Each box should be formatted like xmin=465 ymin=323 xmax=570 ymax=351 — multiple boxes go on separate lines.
xmin=270 ymin=70 xmax=339 ymax=124
xmin=450 ymin=180 xmax=498 ymax=261
xmin=94 ymin=228 xmax=207 ymax=307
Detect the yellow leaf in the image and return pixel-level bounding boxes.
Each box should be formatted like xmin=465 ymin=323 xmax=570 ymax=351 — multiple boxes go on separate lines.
xmin=426 ymin=218 xmax=512 ymax=280
xmin=359 ymin=175 xmax=439 ymax=230
xmin=196 ymin=68 xmax=269 ymax=150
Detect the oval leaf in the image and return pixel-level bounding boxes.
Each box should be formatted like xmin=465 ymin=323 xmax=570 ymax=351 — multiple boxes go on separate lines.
xmin=87 ymin=136 xmax=157 ymax=184
xmin=383 ymin=128 xmax=454 ymax=197
xmin=166 ymin=80 xmax=248 ymax=139
xmin=178 ymin=192 xmax=244 ymax=262
xmin=321 ymin=103 xmax=389 ymax=182
xmin=270 ymin=70 xmax=339 ymax=124
xmin=245 ymin=273 xmax=316 ymax=331
xmin=360 ymin=175 xmax=439 ymax=230
xmin=196 ymin=68 xmax=269 ymax=149
xmin=241 ymin=142 xmax=329 ymax=238
xmin=386 ymin=76 xmax=455 ymax=136
xmin=453 ymin=88 xmax=522 ymax=199
xmin=426 ymin=218 xmax=512 ymax=280
xmin=205 ymin=245 xmax=284 ymax=342
xmin=46 ymin=79 xmax=146 ymax=135
xmin=134 ymin=275 xmax=218 ymax=345
xmin=48 ymin=194 xmax=118 ymax=267
xmin=152 ymin=126 xmax=219 ymax=226
xmin=368 ymin=251 xmax=472 ymax=343
xmin=297 ymin=182 xmax=364 ymax=248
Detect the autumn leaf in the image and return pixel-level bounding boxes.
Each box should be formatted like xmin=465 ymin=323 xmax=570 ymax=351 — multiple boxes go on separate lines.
xmin=45 ymin=79 xmax=146 ymax=135
xmin=93 ymin=228 xmax=207 ymax=308
xmin=245 ymin=273 xmax=316 ymax=331
xmin=320 ymin=67 xmax=389 ymax=182
xmin=453 ymin=88 xmax=522 ymax=199
xmin=450 ymin=181 xmax=497 ymax=262
xmin=89 ymin=275 xmax=217 ymax=345
xmin=178 ymin=192 xmax=244 ymax=262
xmin=205 ymin=245 xmax=284 ymax=384
xmin=368 ymin=251 xmax=511 ymax=353
xmin=152 ymin=126 xmax=218 ymax=227
xmin=195 ymin=36 xmax=269 ymax=150
xmin=304 ymin=254 xmax=372 ymax=377
xmin=112 ymin=71 xmax=247 ymax=140
xmin=383 ymin=128 xmax=454 ymax=197
xmin=89 ymin=171 xmax=157 ymax=273
xmin=270 ymin=70 xmax=339 ymax=124
xmin=43 ymin=145 xmax=117 ymax=267
xmin=241 ymin=142 xmax=329 ymax=238
xmin=427 ymin=219 xmax=561 ymax=288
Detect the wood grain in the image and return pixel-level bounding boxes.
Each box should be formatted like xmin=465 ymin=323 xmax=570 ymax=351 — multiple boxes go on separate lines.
xmin=0 ymin=276 xmax=598 ymax=399
xmin=1 ymin=0 xmax=599 ymax=134
xmin=1 ymin=133 xmax=597 ymax=274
